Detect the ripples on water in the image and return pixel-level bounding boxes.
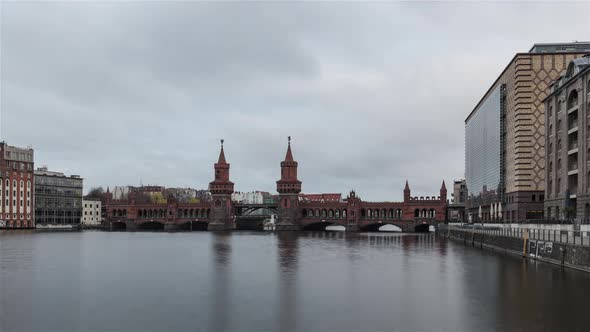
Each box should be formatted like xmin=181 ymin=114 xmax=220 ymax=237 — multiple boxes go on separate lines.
xmin=1 ymin=230 xmax=589 ymax=332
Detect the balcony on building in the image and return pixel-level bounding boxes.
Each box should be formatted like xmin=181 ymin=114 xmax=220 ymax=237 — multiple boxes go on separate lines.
xmin=568 ymin=154 xmax=579 ymax=175
xmin=568 ymin=139 xmax=578 ymax=155
xmin=567 ymin=104 xmax=579 ymax=114
xmin=568 ymin=173 xmax=578 ymax=198
xmin=567 ymin=113 xmax=578 ymax=134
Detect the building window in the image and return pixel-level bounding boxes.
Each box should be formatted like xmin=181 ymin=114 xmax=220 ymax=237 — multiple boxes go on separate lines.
xmin=567 ymin=90 xmax=579 ymax=109
xmin=532 ymin=195 xmax=536 ymax=202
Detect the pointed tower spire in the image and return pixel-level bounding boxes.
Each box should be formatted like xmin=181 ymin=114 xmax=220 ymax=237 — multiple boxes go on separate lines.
xmin=440 ymin=179 xmax=447 ymax=202
xmin=403 ymin=180 xmax=411 ymax=202
xmin=284 ymin=136 xmax=294 ymax=162
xmin=217 ymin=139 xmax=227 ymax=164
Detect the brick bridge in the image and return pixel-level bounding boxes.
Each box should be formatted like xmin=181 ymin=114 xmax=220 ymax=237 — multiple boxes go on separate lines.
xmin=104 ymin=139 xmax=447 ymax=232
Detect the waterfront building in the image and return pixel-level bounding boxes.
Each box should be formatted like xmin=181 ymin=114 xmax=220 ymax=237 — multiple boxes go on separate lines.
xmin=81 ymin=198 xmax=102 ymax=225
xmin=34 ymin=167 xmax=83 ymax=226
xmin=544 ymin=55 xmax=590 ymax=223
xmin=448 ymin=179 xmax=466 ymax=222
xmin=232 ymin=191 xmax=264 ymax=204
xmin=0 ymin=142 xmax=34 ymax=228
xmin=465 ymin=42 xmax=590 ymax=223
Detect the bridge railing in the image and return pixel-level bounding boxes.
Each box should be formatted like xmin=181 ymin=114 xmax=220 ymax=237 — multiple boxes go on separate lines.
xmin=443 ymin=224 xmax=590 ymax=246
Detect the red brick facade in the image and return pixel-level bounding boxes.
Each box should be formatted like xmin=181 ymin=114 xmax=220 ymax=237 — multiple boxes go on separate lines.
xmin=0 ymin=143 xmax=35 ymax=229
xmin=104 ymin=139 xmax=448 ymax=232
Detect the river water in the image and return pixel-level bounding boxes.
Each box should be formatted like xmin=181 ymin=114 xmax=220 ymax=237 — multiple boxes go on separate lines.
xmin=0 ymin=231 xmax=589 ymax=332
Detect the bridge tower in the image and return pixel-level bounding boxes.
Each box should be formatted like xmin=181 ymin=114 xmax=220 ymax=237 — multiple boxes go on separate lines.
xmin=276 ymin=137 xmax=302 ymax=231
xmin=404 ymin=180 xmax=411 ymax=202
xmin=208 ymin=140 xmax=235 ymax=231
xmin=440 ymin=180 xmax=447 ymax=202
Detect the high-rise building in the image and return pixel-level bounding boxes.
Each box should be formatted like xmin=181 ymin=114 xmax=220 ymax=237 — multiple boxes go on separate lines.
xmin=465 ymin=42 xmax=590 ymax=223
xmin=0 ymin=142 xmax=35 ymax=228
xmin=544 ymin=55 xmax=590 ymax=223
xmin=34 ymin=167 xmax=83 ymax=226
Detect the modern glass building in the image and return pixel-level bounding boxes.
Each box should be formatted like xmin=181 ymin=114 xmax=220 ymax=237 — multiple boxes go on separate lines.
xmin=34 ymin=167 xmax=83 ymax=226
xmin=465 ymin=86 xmax=502 ymax=206
xmin=465 ymin=42 xmax=590 ymax=222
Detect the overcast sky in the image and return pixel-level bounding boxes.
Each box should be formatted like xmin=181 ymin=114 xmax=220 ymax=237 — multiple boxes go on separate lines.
xmin=1 ymin=2 xmax=589 ymax=200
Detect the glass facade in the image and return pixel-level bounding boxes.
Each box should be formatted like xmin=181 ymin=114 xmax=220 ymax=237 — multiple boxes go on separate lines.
xmin=465 ymin=85 xmax=501 ymax=205
xmin=34 ymin=173 xmax=83 ymax=225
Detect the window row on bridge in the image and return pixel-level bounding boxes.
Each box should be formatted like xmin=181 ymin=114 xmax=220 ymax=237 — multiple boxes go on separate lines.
xmin=111 ymin=208 xmax=212 ymax=219
xmin=414 ymin=209 xmax=436 ymax=218
xmin=176 ymin=208 xmax=210 ymax=219
xmin=303 ymin=208 xmax=347 ymax=219
xmin=360 ymin=208 xmax=404 ymax=219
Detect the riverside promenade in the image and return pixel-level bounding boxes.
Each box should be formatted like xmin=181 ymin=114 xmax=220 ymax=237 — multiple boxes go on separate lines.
xmin=440 ymin=224 xmax=590 ymax=273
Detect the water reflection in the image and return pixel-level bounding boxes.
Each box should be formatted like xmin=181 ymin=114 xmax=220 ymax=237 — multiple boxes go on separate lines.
xmin=277 ymin=232 xmax=298 ymax=332
xmin=0 ymin=231 xmax=589 ymax=332
xmin=209 ymin=232 xmax=232 ymax=332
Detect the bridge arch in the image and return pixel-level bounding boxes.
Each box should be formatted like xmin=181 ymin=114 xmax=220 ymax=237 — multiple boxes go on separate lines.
xmin=178 ymin=220 xmax=208 ymax=231
xmin=138 ymin=221 xmax=165 ymax=231
xmin=414 ymin=223 xmax=433 ymax=233
xmin=360 ymin=222 xmax=403 ymax=232
xmin=303 ymin=221 xmax=339 ymax=231
xmin=111 ymin=221 xmax=127 ymax=231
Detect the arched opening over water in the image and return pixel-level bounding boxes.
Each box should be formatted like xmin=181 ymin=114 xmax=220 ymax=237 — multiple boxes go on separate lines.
xmin=360 ymin=223 xmax=402 ymax=232
xmin=138 ymin=221 xmax=165 ymax=231
xmin=414 ymin=223 xmax=432 ymax=233
xmin=303 ymin=222 xmax=333 ymax=231
xmin=235 ymin=217 xmax=265 ymax=231
xmin=177 ymin=221 xmax=208 ymax=231
xmin=111 ymin=221 xmax=126 ymax=231
xmin=379 ymin=224 xmax=402 ymax=232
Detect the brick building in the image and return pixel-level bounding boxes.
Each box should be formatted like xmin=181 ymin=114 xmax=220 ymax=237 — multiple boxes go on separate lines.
xmin=0 ymin=142 xmax=34 ymax=229
xmin=544 ymin=55 xmax=590 ymax=223
xmin=465 ymin=42 xmax=590 ymax=223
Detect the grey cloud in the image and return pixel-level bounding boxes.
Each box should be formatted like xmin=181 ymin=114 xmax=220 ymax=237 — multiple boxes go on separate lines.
xmin=1 ymin=1 xmax=589 ymax=200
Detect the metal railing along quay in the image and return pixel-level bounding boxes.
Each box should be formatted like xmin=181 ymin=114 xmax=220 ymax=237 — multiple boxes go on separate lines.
xmin=445 ymin=225 xmax=590 ymax=246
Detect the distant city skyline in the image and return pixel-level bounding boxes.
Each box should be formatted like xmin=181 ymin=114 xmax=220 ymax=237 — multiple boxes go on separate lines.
xmin=1 ymin=2 xmax=589 ymax=200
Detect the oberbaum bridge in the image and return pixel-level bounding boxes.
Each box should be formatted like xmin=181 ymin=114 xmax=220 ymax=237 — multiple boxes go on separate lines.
xmin=104 ymin=139 xmax=447 ymax=232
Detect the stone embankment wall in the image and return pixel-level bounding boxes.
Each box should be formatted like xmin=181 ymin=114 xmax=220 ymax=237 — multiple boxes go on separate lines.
xmin=440 ymin=227 xmax=590 ymax=273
